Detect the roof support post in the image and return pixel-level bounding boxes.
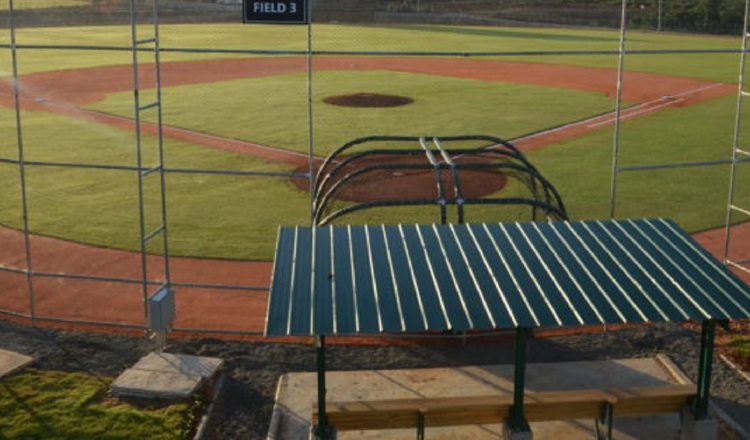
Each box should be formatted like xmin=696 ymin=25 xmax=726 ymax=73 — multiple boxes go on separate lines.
xmin=314 ymin=335 xmax=331 ymax=439
xmin=693 ymin=319 xmax=716 ymax=420
xmin=509 ymin=326 xmax=531 ymax=433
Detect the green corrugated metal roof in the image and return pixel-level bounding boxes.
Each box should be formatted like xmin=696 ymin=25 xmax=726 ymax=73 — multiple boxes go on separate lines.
xmin=265 ymin=219 xmax=750 ymax=336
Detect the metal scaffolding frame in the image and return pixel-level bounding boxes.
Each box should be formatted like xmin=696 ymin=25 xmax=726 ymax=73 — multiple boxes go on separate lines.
xmin=608 ymin=0 xmax=750 ymax=222
xmin=724 ymin=0 xmax=750 ymax=278
xmin=128 ymin=0 xmax=176 ymax=346
xmin=129 ymin=0 xmax=171 ymax=330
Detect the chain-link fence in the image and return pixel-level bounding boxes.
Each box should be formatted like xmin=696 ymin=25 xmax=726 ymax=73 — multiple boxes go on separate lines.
xmin=0 ymin=0 xmax=747 ymax=335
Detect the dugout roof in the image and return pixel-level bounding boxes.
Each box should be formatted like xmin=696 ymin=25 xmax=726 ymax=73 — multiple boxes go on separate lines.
xmin=265 ymin=218 xmax=750 ymax=336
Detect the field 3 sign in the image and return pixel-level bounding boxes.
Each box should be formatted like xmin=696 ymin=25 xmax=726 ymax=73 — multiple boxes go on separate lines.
xmin=243 ymin=0 xmax=308 ymax=24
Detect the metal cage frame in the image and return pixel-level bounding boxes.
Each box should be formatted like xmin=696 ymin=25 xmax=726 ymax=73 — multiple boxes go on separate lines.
xmin=312 ymin=135 xmax=569 ymax=226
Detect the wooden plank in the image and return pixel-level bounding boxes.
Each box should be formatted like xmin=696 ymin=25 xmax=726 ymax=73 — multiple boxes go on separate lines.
xmin=312 ymin=384 xmax=696 ymax=432
xmin=608 ymin=384 xmax=695 ymax=416
xmin=313 ymin=395 xmax=514 ymax=430
xmin=318 ymin=406 xmax=513 ymax=431
xmin=326 ymin=410 xmax=421 ymax=430
xmin=323 ymin=394 xmax=514 ymax=412
xmin=523 ymin=388 xmax=614 ymax=422
xmin=424 ymin=405 xmax=510 ymax=428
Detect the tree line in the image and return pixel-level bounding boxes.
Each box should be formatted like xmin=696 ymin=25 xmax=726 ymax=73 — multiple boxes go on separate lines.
xmin=81 ymin=0 xmax=750 ymax=35
xmin=626 ymin=0 xmax=746 ymax=34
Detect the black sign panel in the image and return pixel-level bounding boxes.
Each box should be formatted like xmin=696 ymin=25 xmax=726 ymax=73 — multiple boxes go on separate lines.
xmin=243 ymin=0 xmax=308 ymax=24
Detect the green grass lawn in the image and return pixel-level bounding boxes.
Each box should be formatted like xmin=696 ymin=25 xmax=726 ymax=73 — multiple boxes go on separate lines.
xmin=0 ymin=1 xmax=87 ymax=10
xmin=0 ymin=23 xmax=746 ymax=260
xmin=0 ymin=369 xmax=196 ymax=440
xmin=90 ymin=70 xmax=622 ymax=156
xmin=729 ymin=336 xmax=750 ymax=368
xmin=0 ymin=107 xmax=311 ymax=260
xmin=528 ymin=94 xmax=750 ymax=232
xmin=1 ymin=23 xmax=741 ymax=78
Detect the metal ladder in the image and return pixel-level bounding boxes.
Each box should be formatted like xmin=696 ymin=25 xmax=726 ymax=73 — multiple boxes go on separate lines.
xmin=725 ymin=0 xmax=750 ymax=277
xmin=129 ymin=0 xmax=173 ymax=341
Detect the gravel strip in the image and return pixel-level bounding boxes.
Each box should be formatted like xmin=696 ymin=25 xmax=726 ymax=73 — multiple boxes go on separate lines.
xmin=1 ymin=319 xmax=749 ymax=439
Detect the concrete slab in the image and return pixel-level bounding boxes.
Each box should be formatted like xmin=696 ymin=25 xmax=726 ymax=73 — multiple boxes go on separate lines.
xmin=268 ymin=356 xmax=691 ymax=440
xmin=110 ymin=352 xmax=223 ymax=399
xmin=130 ymin=352 xmax=224 ymax=378
xmin=0 ymin=348 xmax=34 ymax=379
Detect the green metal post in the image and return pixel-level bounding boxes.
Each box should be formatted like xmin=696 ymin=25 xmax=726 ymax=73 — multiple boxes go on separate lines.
xmin=417 ymin=411 xmax=425 ymax=440
xmin=693 ymin=320 xmax=716 ymax=420
xmin=510 ymin=327 xmax=531 ymax=432
xmin=595 ymin=401 xmax=614 ymax=440
xmin=315 ymin=335 xmax=329 ymax=439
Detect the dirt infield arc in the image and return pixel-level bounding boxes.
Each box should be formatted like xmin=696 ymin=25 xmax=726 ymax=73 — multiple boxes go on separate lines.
xmin=0 ymin=57 xmax=746 ymax=337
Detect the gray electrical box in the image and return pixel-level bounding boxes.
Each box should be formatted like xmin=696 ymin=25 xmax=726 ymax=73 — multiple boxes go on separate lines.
xmin=148 ymin=287 xmax=175 ymax=332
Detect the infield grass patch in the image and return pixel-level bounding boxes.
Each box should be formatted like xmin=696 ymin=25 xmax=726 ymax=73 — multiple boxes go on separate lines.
xmin=89 ymin=70 xmax=621 ymax=156
xmin=0 ymin=107 xmax=308 ymax=260
xmin=0 ymin=76 xmax=744 ymax=260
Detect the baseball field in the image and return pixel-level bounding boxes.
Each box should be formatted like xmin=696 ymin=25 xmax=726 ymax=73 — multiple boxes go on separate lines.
xmin=3 ymin=12 xmax=750 ymax=440
xmin=0 ymin=22 xmax=747 ymax=261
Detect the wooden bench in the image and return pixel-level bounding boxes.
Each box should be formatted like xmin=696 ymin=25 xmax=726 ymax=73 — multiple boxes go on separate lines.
xmin=312 ymin=384 xmax=695 ymax=438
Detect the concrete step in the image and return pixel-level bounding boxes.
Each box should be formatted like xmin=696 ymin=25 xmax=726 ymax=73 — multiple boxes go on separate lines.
xmin=0 ymin=348 xmax=34 ymax=379
xmin=110 ymin=352 xmax=223 ymax=399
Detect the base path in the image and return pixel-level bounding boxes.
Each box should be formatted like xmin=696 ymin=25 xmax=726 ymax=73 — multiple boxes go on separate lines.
xmin=0 ymin=57 xmax=745 ymax=337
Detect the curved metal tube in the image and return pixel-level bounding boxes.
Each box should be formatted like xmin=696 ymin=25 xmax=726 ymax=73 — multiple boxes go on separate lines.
xmin=313 ymin=135 xmax=568 ymax=226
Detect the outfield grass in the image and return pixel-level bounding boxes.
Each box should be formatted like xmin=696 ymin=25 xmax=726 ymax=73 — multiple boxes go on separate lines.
xmin=0 ymin=23 xmax=741 ymax=80
xmin=0 ymin=23 xmax=746 ymax=260
xmin=0 ymin=369 xmax=194 ymax=440
xmin=0 ymin=1 xmax=87 ymax=10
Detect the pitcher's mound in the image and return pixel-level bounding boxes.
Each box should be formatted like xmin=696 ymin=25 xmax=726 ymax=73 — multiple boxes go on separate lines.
xmin=324 ymin=93 xmax=414 ymax=108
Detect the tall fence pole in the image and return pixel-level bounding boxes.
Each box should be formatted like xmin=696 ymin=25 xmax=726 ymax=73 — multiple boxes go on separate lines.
xmin=610 ymin=0 xmax=628 ymax=219
xmin=8 ymin=0 xmax=36 ymax=322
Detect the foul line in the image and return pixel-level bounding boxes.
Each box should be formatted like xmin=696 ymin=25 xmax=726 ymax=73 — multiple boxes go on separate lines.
xmin=586 ymin=97 xmax=685 ymax=129
xmin=514 ymin=83 xmax=727 ymax=145
xmin=588 ymin=83 xmax=724 ymax=129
